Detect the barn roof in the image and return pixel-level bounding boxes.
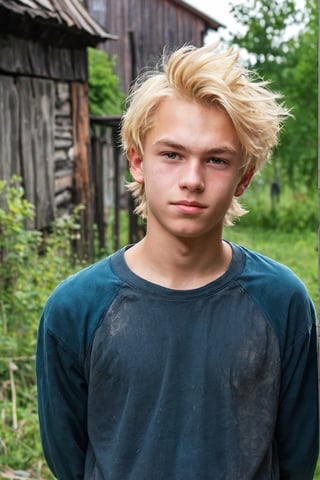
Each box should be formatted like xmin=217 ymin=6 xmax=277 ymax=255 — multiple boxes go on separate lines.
xmin=0 ymin=0 xmax=117 ymax=46
xmin=169 ymin=0 xmax=224 ymax=30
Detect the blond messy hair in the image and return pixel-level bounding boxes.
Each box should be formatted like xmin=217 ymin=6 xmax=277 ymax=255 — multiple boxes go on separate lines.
xmin=121 ymin=42 xmax=289 ymax=226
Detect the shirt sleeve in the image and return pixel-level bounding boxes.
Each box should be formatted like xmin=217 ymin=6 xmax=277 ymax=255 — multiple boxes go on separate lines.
xmin=36 ymin=311 xmax=88 ymax=480
xmin=276 ymin=293 xmax=319 ymax=480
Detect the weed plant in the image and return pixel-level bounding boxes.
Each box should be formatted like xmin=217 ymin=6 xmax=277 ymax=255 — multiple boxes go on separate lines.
xmin=0 ymin=178 xmax=85 ymax=478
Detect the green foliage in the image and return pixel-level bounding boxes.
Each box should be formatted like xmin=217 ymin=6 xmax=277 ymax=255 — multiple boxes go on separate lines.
xmin=88 ymin=47 xmax=125 ymax=116
xmin=278 ymin=0 xmax=318 ymax=188
xmin=230 ymin=0 xmax=300 ymax=65
xmin=237 ymin=177 xmax=317 ymax=232
xmin=0 ymin=178 xmax=86 ymax=478
xmin=0 ymin=178 xmax=86 ymax=360
xmin=229 ymin=0 xmax=317 ymax=189
xmin=0 ymin=177 xmax=41 ymax=358
xmin=0 ymin=367 xmax=54 ymax=479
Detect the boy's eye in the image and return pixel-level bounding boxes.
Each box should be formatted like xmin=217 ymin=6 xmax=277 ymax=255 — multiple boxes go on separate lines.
xmin=207 ymin=157 xmax=227 ymax=166
xmin=164 ymin=152 xmax=178 ymax=159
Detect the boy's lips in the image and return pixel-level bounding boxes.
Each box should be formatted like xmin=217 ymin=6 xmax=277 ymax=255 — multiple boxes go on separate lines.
xmin=171 ymin=200 xmax=207 ymax=213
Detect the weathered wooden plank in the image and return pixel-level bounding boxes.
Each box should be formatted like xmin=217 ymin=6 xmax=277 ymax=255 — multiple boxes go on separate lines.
xmin=18 ymin=78 xmax=35 ymax=227
xmin=91 ymin=136 xmax=105 ymax=249
xmin=0 ymin=35 xmax=29 ymax=75
xmin=71 ymin=81 xmax=93 ymax=259
xmin=18 ymin=76 xmax=55 ymax=229
xmin=55 ymin=169 xmax=73 ymax=193
xmin=55 ymin=189 xmax=72 ymax=207
xmin=0 ymin=75 xmax=20 ymax=182
xmin=0 ymin=34 xmax=88 ymax=81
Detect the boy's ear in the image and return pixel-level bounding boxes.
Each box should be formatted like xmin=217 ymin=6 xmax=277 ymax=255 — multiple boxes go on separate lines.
xmin=235 ymin=169 xmax=254 ymax=197
xmin=128 ymin=146 xmax=144 ymax=184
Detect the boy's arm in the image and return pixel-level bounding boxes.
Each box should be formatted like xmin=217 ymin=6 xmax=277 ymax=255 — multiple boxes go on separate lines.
xmin=276 ymin=297 xmax=319 ymax=480
xmin=36 ymin=313 xmax=88 ymax=480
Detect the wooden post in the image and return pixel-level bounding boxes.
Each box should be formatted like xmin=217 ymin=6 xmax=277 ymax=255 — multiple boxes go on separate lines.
xmin=91 ymin=134 xmax=105 ymax=252
xmin=72 ymin=82 xmax=94 ymax=260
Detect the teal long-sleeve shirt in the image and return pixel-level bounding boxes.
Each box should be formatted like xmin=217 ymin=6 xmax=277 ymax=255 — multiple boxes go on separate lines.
xmin=36 ymin=243 xmax=319 ymax=479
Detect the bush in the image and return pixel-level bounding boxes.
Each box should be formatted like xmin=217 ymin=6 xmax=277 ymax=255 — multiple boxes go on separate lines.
xmin=88 ymin=47 xmax=125 ymax=116
xmin=0 ymin=178 xmax=86 ymax=477
xmin=238 ymin=180 xmax=317 ymax=232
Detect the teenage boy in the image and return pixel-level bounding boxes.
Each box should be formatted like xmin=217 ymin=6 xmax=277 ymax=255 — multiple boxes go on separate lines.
xmin=37 ymin=43 xmax=318 ymax=480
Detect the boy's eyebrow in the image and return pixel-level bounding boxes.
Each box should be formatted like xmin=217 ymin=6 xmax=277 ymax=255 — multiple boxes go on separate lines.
xmin=154 ymin=139 xmax=239 ymax=156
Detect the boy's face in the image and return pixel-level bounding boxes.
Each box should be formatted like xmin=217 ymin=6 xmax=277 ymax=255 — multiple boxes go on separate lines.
xmin=129 ymin=96 xmax=252 ymax=241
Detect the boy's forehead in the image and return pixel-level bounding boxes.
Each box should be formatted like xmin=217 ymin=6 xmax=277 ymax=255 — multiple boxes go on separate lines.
xmin=144 ymin=97 xmax=241 ymax=153
xmin=151 ymin=100 xmax=235 ymax=137
xmin=152 ymin=96 xmax=232 ymax=125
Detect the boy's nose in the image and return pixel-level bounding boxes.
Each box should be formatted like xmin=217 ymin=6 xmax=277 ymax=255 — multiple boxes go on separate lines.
xmin=179 ymin=160 xmax=205 ymax=192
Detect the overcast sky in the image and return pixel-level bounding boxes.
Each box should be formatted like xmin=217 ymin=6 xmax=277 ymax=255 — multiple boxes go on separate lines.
xmin=184 ymin=0 xmax=239 ymax=32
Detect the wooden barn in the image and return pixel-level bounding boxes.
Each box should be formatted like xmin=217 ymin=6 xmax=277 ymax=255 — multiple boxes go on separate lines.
xmin=86 ymin=0 xmax=223 ymax=92
xmin=0 ymin=0 xmax=116 ymax=256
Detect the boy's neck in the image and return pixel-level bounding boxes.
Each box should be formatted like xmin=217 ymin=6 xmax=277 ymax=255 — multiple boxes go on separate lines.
xmin=124 ymin=233 xmax=232 ymax=290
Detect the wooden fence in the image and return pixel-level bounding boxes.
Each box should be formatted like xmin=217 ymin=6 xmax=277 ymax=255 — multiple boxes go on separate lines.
xmin=89 ymin=115 xmax=142 ymax=256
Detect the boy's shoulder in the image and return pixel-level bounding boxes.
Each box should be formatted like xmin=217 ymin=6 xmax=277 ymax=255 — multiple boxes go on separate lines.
xmin=41 ymin=249 xmax=125 ymax=356
xmin=234 ymin=243 xmax=315 ymax=339
xmin=236 ymin=243 xmax=307 ymax=293
xmin=47 ymin=251 xmax=121 ymax=306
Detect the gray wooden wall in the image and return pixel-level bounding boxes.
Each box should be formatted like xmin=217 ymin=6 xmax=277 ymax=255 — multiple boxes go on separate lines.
xmin=88 ymin=0 xmax=206 ymax=92
xmin=0 ymin=34 xmax=89 ymax=231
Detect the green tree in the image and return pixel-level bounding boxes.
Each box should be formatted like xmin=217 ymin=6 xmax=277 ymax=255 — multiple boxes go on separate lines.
xmin=88 ymin=47 xmax=125 ymax=115
xmin=229 ymin=0 xmax=317 ymax=189
xmin=279 ymin=0 xmax=317 ymax=188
